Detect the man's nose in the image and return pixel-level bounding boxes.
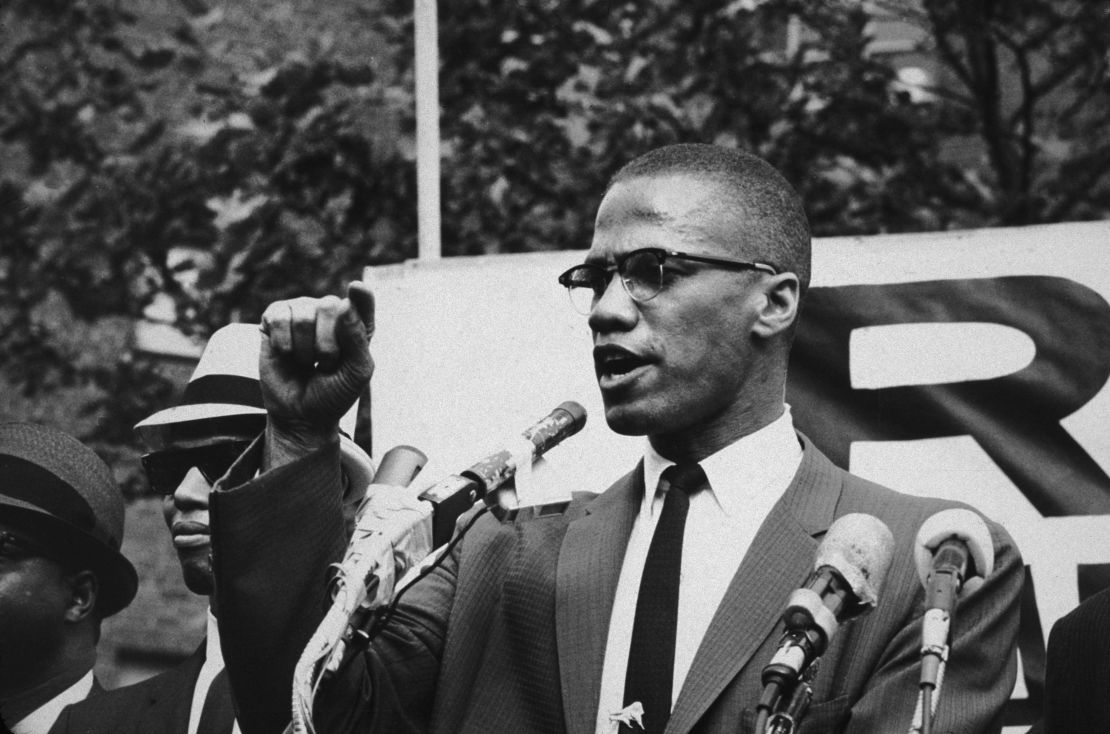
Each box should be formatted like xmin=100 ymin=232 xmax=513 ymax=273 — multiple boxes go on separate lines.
xmin=588 ymin=275 xmax=639 ymax=332
xmin=172 ymin=466 xmax=212 ymax=510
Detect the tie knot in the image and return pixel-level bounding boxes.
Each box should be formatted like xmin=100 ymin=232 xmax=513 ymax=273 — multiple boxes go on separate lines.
xmin=660 ymin=462 xmax=707 ymax=496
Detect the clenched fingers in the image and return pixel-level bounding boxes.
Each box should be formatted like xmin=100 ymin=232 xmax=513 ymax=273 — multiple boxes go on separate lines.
xmin=261 ymin=295 xmax=343 ymax=369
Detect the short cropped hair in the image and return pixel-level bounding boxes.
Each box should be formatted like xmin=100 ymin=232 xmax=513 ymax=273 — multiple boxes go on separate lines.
xmin=609 ymin=144 xmax=811 ymax=297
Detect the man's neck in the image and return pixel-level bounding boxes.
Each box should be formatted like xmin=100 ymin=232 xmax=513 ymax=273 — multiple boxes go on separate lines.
xmin=649 ymin=403 xmax=786 ymax=462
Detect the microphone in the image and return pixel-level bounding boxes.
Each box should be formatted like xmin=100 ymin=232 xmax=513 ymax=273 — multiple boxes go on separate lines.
xmin=913 ymin=508 xmax=994 ymax=690
xmin=296 ymin=444 xmax=430 ymax=730
xmin=418 ymin=401 xmax=587 ymax=546
xmin=329 ymin=444 xmax=430 ymax=605
xmin=369 ymin=444 xmax=428 ymax=487
xmin=757 ymin=513 xmax=894 ymax=727
xmin=307 ymin=404 xmax=587 ymax=700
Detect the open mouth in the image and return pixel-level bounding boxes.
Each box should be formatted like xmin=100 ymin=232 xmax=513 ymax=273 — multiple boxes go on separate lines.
xmin=594 ymin=345 xmax=650 ymax=386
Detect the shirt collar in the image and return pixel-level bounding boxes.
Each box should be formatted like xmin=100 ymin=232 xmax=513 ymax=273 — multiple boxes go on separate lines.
xmin=641 ymin=405 xmax=802 ymax=518
xmin=205 ymin=608 xmax=224 ymax=669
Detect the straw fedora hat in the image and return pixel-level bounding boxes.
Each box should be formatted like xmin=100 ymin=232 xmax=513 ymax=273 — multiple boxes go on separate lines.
xmin=134 ymin=323 xmax=374 ymax=493
xmin=135 ymin=323 xmax=267 ymax=434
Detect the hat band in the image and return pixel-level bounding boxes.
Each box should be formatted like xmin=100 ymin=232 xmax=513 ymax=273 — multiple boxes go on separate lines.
xmin=180 ymin=374 xmax=264 ymax=409
xmin=0 ymin=454 xmax=103 ymax=542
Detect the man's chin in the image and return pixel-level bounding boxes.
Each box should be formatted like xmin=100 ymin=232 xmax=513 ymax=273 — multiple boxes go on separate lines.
xmin=179 ymin=555 xmax=215 ymax=597
xmin=602 ymin=402 xmax=655 ymax=436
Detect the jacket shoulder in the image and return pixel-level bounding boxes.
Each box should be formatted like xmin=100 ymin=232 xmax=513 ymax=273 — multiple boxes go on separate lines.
xmin=809 ymin=442 xmax=1012 ymax=536
xmin=49 ymin=661 xmax=198 ymax=734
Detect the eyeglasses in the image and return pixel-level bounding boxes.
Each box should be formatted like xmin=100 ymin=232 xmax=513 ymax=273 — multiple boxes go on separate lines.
xmin=0 ymin=530 xmax=55 ymax=562
xmin=557 ymin=247 xmax=777 ymax=315
xmin=141 ymin=440 xmax=252 ymax=496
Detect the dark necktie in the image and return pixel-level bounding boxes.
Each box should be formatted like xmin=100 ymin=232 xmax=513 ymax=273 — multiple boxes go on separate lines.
xmin=620 ymin=462 xmax=708 ymax=734
xmin=197 ymin=667 xmax=235 ymax=734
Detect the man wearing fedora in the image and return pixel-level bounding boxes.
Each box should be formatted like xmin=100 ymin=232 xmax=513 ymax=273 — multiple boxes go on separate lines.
xmin=0 ymin=422 xmax=138 ymax=734
xmin=50 ymin=323 xmax=374 ymax=734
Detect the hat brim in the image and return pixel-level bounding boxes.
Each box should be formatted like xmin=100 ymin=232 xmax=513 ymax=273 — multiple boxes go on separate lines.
xmin=0 ymin=501 xmax=138 ymax=617
xmin=135 ymin=403 xmax=267 ymax=430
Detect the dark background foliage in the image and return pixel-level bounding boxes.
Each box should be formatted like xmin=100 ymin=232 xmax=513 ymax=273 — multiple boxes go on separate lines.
xmin=2 ymin=0 xmax=1108 ymax=704
xmin=2 ymin=0 xmax=1108 ymax=492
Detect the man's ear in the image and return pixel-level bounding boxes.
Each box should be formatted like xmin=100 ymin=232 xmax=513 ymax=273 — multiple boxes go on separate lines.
xmin=64 ymin=570 xmax=99 ymax=623
xmin=752 ymin=272 xmax=801 ymax=338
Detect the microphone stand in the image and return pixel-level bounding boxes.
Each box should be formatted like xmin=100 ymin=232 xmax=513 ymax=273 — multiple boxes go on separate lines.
xmin=910 ymin=642 xmax=947 ymax=734
xmin=754 ymin=662 xmax=818 ymax=734
xmin=766 ymin=679 xmax=814 ymax=734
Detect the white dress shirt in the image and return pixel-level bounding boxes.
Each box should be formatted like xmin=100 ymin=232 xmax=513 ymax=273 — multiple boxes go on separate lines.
xmin=594 ymin=407 xmax=803 ymax=734
xmin=11 ymin=671 xmax=94 ymax=734
xmin=188 ymin=610 xmax=241 ymax=734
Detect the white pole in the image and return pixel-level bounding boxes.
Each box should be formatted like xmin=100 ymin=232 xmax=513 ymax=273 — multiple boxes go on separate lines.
xmin=414 ymin=0 xmax=442 ymax=260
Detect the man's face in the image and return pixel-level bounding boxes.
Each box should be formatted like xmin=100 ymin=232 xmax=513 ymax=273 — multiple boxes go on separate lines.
xmin=0 ymin=520 xmax=73 ymax=691
xmin=586 ymin=174 xmax=772 ymax=447
xmin=154 ymin=434 xmax=252 ymax=597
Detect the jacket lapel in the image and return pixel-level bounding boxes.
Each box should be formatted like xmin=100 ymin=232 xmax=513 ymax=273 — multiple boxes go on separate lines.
xmin=666 ymin=437 xmax=843 ymax=734
xmin=556 ymin=466 xmax=643 ymax=734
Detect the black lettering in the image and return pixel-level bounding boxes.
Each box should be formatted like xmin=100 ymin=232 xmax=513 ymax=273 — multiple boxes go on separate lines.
xmin=788 ymin=277 xmax=1110 ymax=517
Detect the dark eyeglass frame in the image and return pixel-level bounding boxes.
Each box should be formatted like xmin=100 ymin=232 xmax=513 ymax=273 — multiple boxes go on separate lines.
xmin=0 ymin=529 xmax=56 ymax=562
xmin=141 ymin=440 xmax=252 ymax=496
xmin=557 ymin=247 xmax=778 ymax=315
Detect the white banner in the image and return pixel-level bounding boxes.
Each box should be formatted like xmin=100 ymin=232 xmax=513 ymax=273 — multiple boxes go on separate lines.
xmin=365 ymin=220 xmax=1110 ymax=730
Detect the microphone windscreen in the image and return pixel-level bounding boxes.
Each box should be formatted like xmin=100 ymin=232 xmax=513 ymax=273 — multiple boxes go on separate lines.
xmin=914 ymin=507 xmax=995 ymax=588
xmin=555 ymin=400 xmax=588 ymax=430
xmin=815 ymin=513 xmax=895 ymax=608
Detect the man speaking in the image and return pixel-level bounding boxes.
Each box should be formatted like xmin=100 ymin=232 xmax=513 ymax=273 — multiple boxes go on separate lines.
xmin=210 ymin=144 xmax=1024 ymax=733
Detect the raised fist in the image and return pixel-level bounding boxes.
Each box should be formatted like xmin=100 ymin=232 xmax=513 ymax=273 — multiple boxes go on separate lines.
xmin=259 ymin=281 xmax=375 ymax=453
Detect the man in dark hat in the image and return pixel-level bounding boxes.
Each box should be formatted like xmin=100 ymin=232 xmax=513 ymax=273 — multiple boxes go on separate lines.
xmin=0 ymin=422 xmax=137 ymax=734
xmin=49 ymin=323 xmax=374 ymax=734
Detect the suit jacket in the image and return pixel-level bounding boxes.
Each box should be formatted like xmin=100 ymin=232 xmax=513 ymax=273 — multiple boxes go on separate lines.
xmin=48 ymin=646 xmax=205 ymax=734
xmin=1043 ymin=586 xmax=1110 ymax=733
xmin=211 ymin=435 xmax=1024 ymax=734
xmin=5 ymin=675 xmax=101 ymax=734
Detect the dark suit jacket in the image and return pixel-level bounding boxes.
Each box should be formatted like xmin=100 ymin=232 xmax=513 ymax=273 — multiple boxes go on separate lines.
xmin=48 ymin=646 xmax=204 ymax=734
xmin=4 ymin=674 xmax=101 ymax=734
xmin=1043 ymin=586 xmax=1110 ymax=733
xmin=211 ymin=435 xmax=1024 ymax=734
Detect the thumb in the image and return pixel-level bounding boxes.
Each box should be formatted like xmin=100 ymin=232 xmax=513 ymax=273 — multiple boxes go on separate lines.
xmin=347 ymin=281 xmax=375 ymax=339
xmin=334 ymin=286 xmax=375 ymax=380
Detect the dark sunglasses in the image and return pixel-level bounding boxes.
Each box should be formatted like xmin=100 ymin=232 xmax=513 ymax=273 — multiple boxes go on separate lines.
xmin=141 ymin=440 xmax=252 ymax=496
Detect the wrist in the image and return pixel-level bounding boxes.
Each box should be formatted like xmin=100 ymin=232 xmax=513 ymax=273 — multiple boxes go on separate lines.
xmin=263 ymin=420 xmax=339 ymax=470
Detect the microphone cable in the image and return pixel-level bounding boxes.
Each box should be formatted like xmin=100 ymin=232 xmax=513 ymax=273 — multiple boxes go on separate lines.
xmin=353 ymin=504 xmax=490 ymax=649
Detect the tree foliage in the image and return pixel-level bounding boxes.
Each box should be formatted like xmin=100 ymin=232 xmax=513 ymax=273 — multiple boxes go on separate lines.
xmin=2 ymin=0 xmax=1108 ymax=497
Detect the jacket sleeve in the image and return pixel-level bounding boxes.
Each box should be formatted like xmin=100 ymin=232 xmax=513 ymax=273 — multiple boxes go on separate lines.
xmin=210 ymin=439 xmax=348 ymax=733
xmin=308 ymin=536 xmax=462 ymax=734
xmin=209 ymin=439 xmax=458 ymax=734
xmin=1044 ymin=606 xmax=1085 ymax=733
xmin=1043 ymin=589 xmax=1110 ymax=734
xmin=844 ymin=519 xmax=1025 ymax=734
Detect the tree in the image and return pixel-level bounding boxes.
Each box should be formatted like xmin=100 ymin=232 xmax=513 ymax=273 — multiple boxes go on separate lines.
xmin=2 ymin=0 xmax=1108 ymax=499
xmin=914 ymin=0 xmax=1110 ymax=225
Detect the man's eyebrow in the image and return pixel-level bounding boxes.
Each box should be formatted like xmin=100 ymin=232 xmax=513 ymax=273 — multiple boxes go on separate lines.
xmin=599 ymin=203 xmax=673 ymax=227
xmin=627 ymin=204 xmax=673 ymax=224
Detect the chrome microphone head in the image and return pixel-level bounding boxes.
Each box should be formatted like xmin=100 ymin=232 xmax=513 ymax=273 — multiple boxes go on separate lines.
xmin=913 ymin=507 xmax=994 ymax=589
